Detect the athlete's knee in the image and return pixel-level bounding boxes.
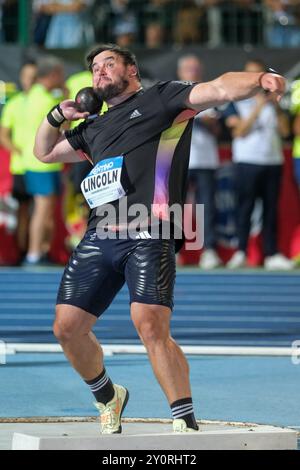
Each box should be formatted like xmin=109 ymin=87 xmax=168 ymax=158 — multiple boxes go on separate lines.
xmin=53 ymin=307 xmax=81 ymax=344
xmin=53 ymin=318 xmax=76 ymax=344
xmin=131 ymin=305 xmax=170 ymax=346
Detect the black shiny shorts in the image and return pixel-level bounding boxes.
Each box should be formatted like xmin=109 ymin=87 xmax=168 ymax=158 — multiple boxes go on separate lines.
xmin=56 ymin=230 xmax=176 ymax=317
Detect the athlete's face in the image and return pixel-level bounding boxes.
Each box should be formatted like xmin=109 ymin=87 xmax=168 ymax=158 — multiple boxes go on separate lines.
xmin=91 ymin=51 xmax=134 ymax=101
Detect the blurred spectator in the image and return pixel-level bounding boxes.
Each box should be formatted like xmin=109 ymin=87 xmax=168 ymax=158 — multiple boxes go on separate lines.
xmin=177 ymin=54 xmax=222 ymax=269
xmin=143 ymin=0 xmax=173 ymax=43
xmin=200 ymin=0 xmax=223 ymax=47
xmin=22 ymin=56 xmax=65 ymax=265
xmin=264 ymin=0 xmax=300 ymax=47
xmin=32 ymin=0 xmax=53 ymax=47
xmin=290 ymin=79 xmax=300 ymax=193
xmin=220 ymin=0 xmax=263 ymax=46
xmin=109 ymin=0 xmax=137 ymax=47
xmin=2 ymin=0 xmax=18 ymax=43
xmin=145 ymin=22 xmax=164 ymax=49
xmin=0 ymin=61 xmax=37 ymax=260
xmin=44 ymin=0 xmax=95 ymax=49
xmin=225 ymin=59 xmax=294 ymax=270
xmin=174 ymin=1 xmax=203 ymax=45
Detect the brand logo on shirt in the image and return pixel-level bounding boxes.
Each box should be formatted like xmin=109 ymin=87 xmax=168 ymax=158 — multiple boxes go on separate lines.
xmin=129 ymin=109 xmax=142 ymax=119
xmin=135 ymin=231 xmax=152 ymax=239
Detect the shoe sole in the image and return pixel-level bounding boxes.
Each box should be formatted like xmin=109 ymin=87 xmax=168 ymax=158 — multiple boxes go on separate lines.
xmin=113 ymin=388 xmax=130 ymax=434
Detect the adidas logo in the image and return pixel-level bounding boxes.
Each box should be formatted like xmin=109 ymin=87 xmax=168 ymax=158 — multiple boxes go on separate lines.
xmin=135 ymin=231 xmax=151 ymax=239
xmin=130 ymin=109 xmax=142 ymax=119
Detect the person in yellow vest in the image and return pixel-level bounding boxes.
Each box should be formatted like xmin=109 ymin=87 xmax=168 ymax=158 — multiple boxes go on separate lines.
xmin=0 ymin=61 xmax=37 ymax=259
xmin=290 ymin=79 xmax=300 ymax=191
xmin=23 ymin=56 xmax=65 ymax=265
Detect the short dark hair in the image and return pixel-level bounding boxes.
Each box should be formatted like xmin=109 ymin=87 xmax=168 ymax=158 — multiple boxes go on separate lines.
xmin=86 ymin=43 xmax=141 ymax=81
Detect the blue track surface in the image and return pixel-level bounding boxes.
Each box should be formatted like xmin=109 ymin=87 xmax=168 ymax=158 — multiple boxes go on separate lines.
xmin=0 ymin=352 xmax=299 ymax=429
xmin=0 ymin=268 xmax=299 ymax=435
xmin=0 ymin=268 xmax=300 ymax=347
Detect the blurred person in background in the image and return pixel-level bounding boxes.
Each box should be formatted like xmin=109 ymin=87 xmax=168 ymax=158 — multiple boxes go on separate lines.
xmin=0 ymin=61 xmax=37 ymax=261
xmin=225 ymin=59 xmax=293 ymax=270
xmin=1 ymin=0 xmax=18 ymax=43
xmin=264 ymin=0 xmax=300 ymax=47
xmin=22 ymin=56 xmax=65 ymax=265
xmin=110 ymin=0 xmax=138 ymax=47
xmin=221 ymin=0 xmax=264 ymax=46
xmin=32 ymin=0 xmax=54 ymax=48
xmin=174 ymin=0 xmax=203 ymax=45
xmin=177 ymin=55 xmax=222 ymax=269
xmin=44 ymin=0 xmax=95 ymax=49
xmin=290 ymin=79 xmax=300 ymax=195
xmin=145 ymin=22 xmax=164 ymax=49
xmin=143 ymin=0 xmax=173 ymax=44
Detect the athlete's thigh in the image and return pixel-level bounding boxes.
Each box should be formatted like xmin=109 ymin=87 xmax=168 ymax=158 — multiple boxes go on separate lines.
xmin=124 ymin=238 xmax=176 ymax=310
xmin=57 ymin=232 xmax=125 ymax=318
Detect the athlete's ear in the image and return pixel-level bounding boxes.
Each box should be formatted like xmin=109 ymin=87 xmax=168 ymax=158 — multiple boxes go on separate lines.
xmin=128 ymin=64 xmax=138 ymax=77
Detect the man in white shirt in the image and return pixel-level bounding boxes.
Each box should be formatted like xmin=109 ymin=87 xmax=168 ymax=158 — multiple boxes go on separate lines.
xmin=177 ymin=54 xmax=222 ymax=269
xmin=225 ymin=59 xmax=293 ymax=270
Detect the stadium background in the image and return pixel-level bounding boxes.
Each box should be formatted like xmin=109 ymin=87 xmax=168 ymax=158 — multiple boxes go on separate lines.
xmin=0 ymin=3 xmax=299 ymax=449
xmin=1 ymin=44 xmax=300 ymax=265
xmin=0 ymin=0 xmax=299 ymax=345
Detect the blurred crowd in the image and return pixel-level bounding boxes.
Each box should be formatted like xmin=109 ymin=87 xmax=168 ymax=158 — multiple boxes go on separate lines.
xmin=0 ymin=51 xmax=300 ymax=269
xmin=1 ymin=1 xmax=300 ymax=48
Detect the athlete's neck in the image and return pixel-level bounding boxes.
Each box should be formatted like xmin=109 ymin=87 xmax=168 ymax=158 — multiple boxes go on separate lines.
xmin=107 ymin=84 xmax=143 ymax=108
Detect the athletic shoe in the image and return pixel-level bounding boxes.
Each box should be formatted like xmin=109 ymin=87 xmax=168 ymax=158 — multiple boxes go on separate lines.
xmin=173 ymin=419 xmax=199 ymax=433
xmin=199 ymin=249 xmax=221 ymax=269
xmin=226 ymin=250 xmax=246 ymax=269
xmin=264 ymin=253 xmax=295 ymax=271
xmin=94 ymin=384 xmax=129 ymax=434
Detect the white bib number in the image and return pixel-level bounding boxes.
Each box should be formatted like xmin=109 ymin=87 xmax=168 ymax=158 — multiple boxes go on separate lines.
xmin=81 ymin=156 xmax=126 ymax=209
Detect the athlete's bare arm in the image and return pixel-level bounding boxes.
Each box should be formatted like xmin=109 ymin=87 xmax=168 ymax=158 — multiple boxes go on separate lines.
xmin=34 ymin=100 xmax=89 ymax=164
xmin=186 ymin=71 xmax=286 ymax=112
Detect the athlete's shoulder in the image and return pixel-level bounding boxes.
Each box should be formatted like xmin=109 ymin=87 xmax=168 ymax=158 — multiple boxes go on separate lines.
xmin=156 ymin=80 xmax=197 ymax=89
xmin=140 ymin=81 xmax=196 ymax=99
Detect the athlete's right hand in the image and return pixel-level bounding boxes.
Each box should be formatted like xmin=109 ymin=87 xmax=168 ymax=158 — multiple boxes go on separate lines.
xmin=59 ymin=100 xmax=90 ymax=121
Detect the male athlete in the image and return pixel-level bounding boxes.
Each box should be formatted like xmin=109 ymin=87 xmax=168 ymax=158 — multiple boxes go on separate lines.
xmin=34 ymin=44 xmax=285 ymax=434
